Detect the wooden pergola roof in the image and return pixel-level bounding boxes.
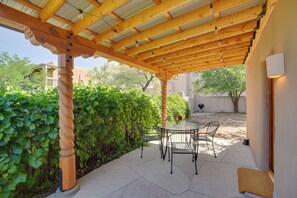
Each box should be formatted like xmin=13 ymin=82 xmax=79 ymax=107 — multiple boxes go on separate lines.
xmin=0 ymin=0 xmax=267 ymax=79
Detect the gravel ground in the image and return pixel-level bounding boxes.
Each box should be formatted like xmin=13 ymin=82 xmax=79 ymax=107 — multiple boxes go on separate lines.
xmin=189 ymin=113 xmax=247 ymax=140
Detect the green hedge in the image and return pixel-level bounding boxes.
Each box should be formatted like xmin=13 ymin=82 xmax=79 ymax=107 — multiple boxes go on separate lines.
xmin=0 ymin=84 xmax=189 ymax=197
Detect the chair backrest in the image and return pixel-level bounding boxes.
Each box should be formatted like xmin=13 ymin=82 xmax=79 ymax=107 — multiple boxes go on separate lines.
xmin=169 ymin=129 xmax=199 ymax=151
xmin=205 ymin=121 xmax=220 ymax=138
xmin=169 ymin=129 xmax=198 ymax=143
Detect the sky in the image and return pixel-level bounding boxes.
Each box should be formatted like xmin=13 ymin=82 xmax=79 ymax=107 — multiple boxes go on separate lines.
xmin=0 ymin=26 xmax=110 ymax=69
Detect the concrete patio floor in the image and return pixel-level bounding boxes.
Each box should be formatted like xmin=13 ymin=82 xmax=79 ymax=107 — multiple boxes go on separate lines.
xmin=51 ymin=138 xmax=257 ymax=198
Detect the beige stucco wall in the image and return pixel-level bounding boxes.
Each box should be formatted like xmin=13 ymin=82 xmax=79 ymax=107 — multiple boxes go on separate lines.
xmin=194 ymin=95 xmax=246 ymax=113
xmin=246 ymin=0 xmax=297 ymax=196
xmin=73 ymin=67 xmax=91 ymax=85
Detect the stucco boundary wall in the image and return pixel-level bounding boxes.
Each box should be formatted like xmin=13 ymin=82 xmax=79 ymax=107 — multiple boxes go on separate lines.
xmin=189 ymin=95 xmax=246 ymax=113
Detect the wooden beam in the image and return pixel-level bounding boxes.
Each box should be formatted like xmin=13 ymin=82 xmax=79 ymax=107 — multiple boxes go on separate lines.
xmin=158 ymin=49 xmax=248 ymax=69
xmin=152 ymin=0 xmax=161 ymax=5
xmin=161 ymin=58 xmax=223 ymax=70
xmin=212 ymin=0 xmax=250 ymax=15
xmin=160 ymin=52 xmax=247 ymax=70
xmin=0 ymin=4 xmax=161 ymax=74
xmin=125 ymin=5 xmax=262 ymax=56
xmin=72 ymin=0 xmax=129 ymax=35
xmin=94 ymin=0 xmax=191 ymax=42
xmin=87 ymin=0 xmax=124 ymax=23
xmin=15 ymin=0 xmax=98 ymax=37
xmin=113 ymin=4 xmax=210 ymax=50
xmin=0 ymin=16 xmax=27 ymax=32
xmin=169 ymin=56 xmax=245 ymax=71
xmin=16 ymin=0 xmax=71 ymax=26
xmin=245 ymin=0 xmax=278 ymax=64
xmin=39 ymin=0 xmax=64 ymax=22
xmin=113 ymin=0 xmax=253 ymax=50
xmin=87 ymin=0 xmax=101 ymax=7
xmin=169 ymin=60 xmax=243 ymax=74
xmin=223 ymin=54 xmax=246 ymax=62
xmin=153 ymin=41 xmax=250 ymax=67
xmin=145 ymin=32 xmax=253 ymax=64
xmin=137 ymin=21 xmax=257 ymax=60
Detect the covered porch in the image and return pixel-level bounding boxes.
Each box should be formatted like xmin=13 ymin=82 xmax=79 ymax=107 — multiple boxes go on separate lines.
xmin=1 ymin=0 xmax=292 ymax=197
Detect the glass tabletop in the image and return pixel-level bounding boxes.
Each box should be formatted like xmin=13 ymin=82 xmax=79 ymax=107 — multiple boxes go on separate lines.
xmin=159 ymin=121 xmax=200 ymax=131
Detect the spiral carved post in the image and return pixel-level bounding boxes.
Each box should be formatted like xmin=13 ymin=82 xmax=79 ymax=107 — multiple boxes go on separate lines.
xmin=58 ymin=53 xmax=76 ymax=191
xmin=161 ymin=79 xmax=168 ymax=127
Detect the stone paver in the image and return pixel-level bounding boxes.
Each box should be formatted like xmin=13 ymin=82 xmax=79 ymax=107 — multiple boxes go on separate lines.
xmin=50 ymin=139 xmax=256 ymax=198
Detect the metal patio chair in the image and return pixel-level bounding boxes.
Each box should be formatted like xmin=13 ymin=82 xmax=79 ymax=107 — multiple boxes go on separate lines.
xmin=135 ymin=122 xmax=161 ymax=158
xmin=198 ymin=121 xmax=220 ymax=158
xmin=169 ymin=129 xmax=199 ymax=175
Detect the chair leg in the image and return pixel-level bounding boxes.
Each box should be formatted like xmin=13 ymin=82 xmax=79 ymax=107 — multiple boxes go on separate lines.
xmin=212 ymin=141 xmax=216 ymax=158
xmin=168 ymin=146 xmax=170 ymax=162
xmin=163 ymin=146 xmax=167 ymax=161
xmin=194 ymin=154 xmax=198 ymax=175
xmin=170 ymin=150 xmax=173 ymax=174
xmin=141 ymin=141 xmax=144 ymax=158
xmin=206 ymin=140 xmax=209 ymax=150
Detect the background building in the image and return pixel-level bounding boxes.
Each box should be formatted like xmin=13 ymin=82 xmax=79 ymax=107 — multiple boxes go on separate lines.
xmin=41 ymin=62 xmax=90 ymax=89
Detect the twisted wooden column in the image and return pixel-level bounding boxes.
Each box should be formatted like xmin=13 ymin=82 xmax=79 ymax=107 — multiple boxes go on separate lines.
xmin=161 ymin=79 xmax=168 ymax=127
xmin=58 ymin=53 xmax=76 ymax=191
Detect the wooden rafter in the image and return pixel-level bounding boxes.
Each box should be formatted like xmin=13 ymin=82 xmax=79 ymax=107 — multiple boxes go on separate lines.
xmin=1 ymin=0 xmax=269 ymax=78
xmin=0 ymin=4 xmax=162 ymax=74
xmin=72 ymin=0 xmax=129 ymax=35
xmin=245 ymin=0 xmax=278 ymax=64
xmin=168 ymin=55 xmax=245 ymax=70
xmin=39 ymin=0 xmax=64 ymax=22
xmin=155 ymin=44 xmax=250 ymax=68
xmin=137 ymin=21 xmax=257 ymax=60
xmin=152 ymin=0 xmax=161 ymax=5
xmin=94 ymin=0 xmax=191 ymax=42
xmin=16 ymin=0 xmax=71 ymax=26
xmin=145 ymin=32 xmax=253 ymax=64
xmin=125 ymin=5 xmax=262 ymax=56
xmin=87 ymin=0 xmax=124 ymax=23
xmin=113 ymin=4 xmax=210 ymax=50
xmin=159 ymin=50 xmax=247 ymax=70
xmin=14 ymin=0 xmax=97 ymax=37
xmin=113 ymin=0 xmax=253 ymax=51
xmin=169 ymin=60 xmax=243 ymax=74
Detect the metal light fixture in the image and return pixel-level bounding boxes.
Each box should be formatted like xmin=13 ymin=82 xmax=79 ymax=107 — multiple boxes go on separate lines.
xmin=210 ymin=4 xmax=213 ymax=15
xmin=266 ymin=53 xmax=285 ymax=78
xmin=214 ymin=26 xmax=218 ymax=34
xmin=77 ymin=9 xmax=84 ymax=20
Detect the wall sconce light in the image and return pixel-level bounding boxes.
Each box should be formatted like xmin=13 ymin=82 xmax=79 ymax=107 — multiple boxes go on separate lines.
xmin=266 ymin=53 xmax=285 ymax=78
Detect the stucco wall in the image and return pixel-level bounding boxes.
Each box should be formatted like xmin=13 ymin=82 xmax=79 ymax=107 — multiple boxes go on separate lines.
xmin=193 ymin=95 xmax=246 ymax=113
xmin=246 ymin=0 xmax=297 ymax=197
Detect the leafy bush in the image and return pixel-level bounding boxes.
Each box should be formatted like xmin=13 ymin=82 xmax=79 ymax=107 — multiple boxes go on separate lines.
xmin=0 ymin=91 xmax=59 ymax=197
xmin=167 ymin=93 xmax=190 ymax=121
xmin=0 ymin=84 xmax=189 ymax=197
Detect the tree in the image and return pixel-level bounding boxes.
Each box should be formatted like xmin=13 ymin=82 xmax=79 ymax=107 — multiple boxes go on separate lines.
xmin=193 ymin=65 xmax=246 ymax=112
xmin=87 ymin=62 xmax=113 ymax=84
xmin=0 ymin=52 xmax=46 ymax=92
xmin=88 ymin=62 xmax=159 ymax=93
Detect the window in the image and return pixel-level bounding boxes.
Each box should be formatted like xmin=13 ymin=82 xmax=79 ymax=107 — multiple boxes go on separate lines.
xmin=47 ymin=79 xmax=53 ymax=87
xmin=47 ymin=70 xmax=54 ymax=77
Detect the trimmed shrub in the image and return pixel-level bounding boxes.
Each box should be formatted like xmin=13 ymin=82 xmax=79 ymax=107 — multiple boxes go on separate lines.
xmin=0 ymin=84 xmax=189 ymax=197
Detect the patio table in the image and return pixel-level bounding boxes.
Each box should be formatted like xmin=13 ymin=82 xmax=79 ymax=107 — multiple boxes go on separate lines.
xmin=158 ymin=121 xmax=200 ymax=161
